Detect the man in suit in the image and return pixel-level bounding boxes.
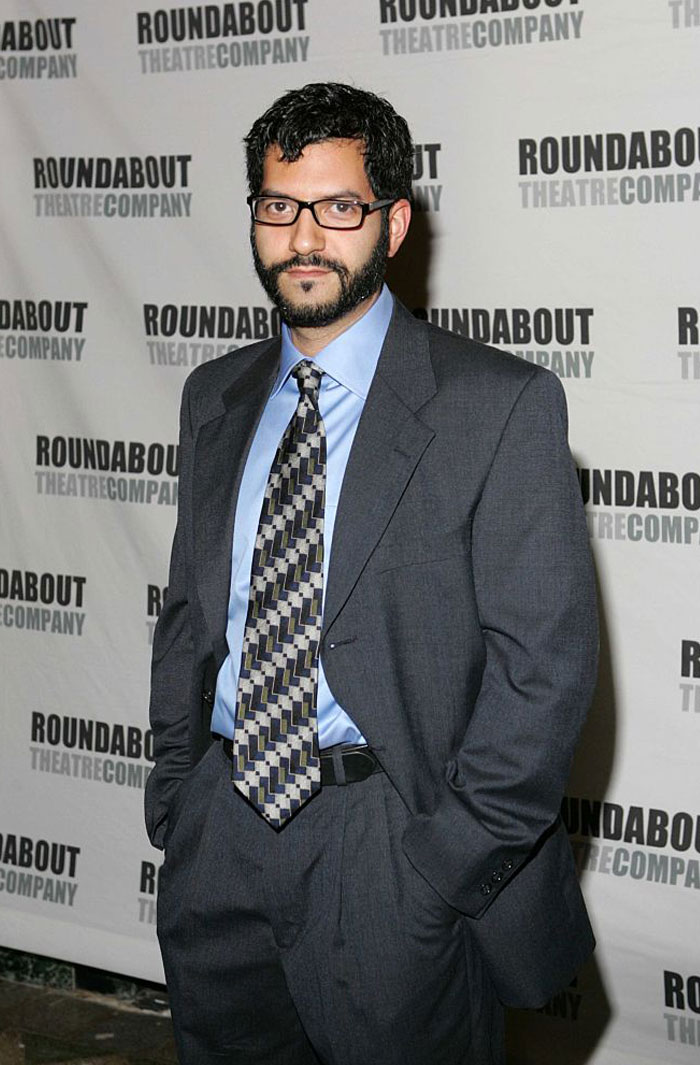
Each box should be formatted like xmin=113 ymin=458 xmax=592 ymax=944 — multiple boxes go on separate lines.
xmin=146 ymin=82 xmax=598 ymax=1065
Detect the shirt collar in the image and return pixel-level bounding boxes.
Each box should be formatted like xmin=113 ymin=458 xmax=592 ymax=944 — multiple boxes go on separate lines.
xmin=274 ymin=284 xmax=393 ymax=400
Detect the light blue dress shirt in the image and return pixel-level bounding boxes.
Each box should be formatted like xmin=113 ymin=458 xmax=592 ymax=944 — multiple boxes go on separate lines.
xmin=211 ymin=285 xmax=393 ymax=747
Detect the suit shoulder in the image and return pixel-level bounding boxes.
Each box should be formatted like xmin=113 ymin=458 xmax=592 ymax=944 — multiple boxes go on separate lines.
xmin=185 ymin=335 xmax=278 ymax=395
xmin=180 ymin=335 xmax=279 ymax=424
xmin=420 ymin=317 xmax=564 ymax=404
xmin=422 ymin=317 xmax=529 ymax=380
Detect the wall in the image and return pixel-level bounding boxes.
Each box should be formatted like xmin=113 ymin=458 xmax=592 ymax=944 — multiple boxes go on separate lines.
xmin=1 ymin=2 xmax=698 ymax=1061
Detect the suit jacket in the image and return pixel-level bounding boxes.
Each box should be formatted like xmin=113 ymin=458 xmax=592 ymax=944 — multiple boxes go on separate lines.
xmin=146 ymin=297 xmax=599 ymax=1008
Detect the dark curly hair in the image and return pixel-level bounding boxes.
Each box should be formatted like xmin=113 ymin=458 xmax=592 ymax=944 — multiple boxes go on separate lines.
xmin=244 ymin=82 xmax=414 ymax=202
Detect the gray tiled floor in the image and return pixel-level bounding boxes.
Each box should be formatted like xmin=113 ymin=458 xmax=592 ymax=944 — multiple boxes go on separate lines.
xmin=0 ymin=981 xmax=177 ymax=1064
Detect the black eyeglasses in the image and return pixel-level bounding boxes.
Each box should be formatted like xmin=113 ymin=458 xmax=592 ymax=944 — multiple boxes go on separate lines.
xmin=247 ymin=195 xmax=396 ymax=230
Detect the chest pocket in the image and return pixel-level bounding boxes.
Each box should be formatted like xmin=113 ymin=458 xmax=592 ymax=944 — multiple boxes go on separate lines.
xmin=368 ymin=528 xmax=468 ymax=574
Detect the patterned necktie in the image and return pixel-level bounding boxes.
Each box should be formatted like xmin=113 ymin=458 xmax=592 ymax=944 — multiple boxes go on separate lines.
xmin=232 ymin=360 xmax=325 ymax=828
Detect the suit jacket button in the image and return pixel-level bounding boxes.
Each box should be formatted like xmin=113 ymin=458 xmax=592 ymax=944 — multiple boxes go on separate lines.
xmin=491 ymin=871 xmax=503 ymax=883
xmin=202 ymin=688 xmax=214 ymax=705
xmin=502 ymin=858 xmax=514 ymax=871
xmin=480 ymin=883 xmax=492 ymax=896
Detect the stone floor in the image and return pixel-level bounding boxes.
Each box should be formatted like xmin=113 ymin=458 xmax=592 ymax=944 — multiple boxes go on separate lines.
xmin=0 ymin=980 xmax=177 ymax=1065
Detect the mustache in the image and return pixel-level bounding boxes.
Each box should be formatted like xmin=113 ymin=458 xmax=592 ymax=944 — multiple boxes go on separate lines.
xmin=267 ymin=254 xmax=349 ymax=280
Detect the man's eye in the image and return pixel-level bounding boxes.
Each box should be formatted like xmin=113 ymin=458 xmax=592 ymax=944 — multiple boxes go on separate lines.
xmin=256 ymin=199 xmax=295 ymax=220
xmin=319 ymin=201 xmax=362 ymax=225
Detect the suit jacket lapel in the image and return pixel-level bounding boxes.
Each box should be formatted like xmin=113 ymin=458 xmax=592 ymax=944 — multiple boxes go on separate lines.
xmin=323 ymin=300 xmax=436 ymax=634
xmin=193 ymin=340 xmax=280 ymax=662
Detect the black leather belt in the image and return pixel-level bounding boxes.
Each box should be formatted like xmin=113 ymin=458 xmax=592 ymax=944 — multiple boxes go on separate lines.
xmin=220 ymin=738 xmax=383 ymax=786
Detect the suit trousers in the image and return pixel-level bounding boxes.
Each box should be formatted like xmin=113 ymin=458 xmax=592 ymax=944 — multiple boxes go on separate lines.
xmin=157 ymin=741 xmax=504 ymax=1065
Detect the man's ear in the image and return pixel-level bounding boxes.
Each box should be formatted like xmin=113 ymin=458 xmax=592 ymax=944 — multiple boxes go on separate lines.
xmin=387 ymin=198 xmax=412 ymax=258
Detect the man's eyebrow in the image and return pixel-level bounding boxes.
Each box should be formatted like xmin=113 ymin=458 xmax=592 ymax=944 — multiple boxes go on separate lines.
xmin=258 ymin=188 xmax=367 ymax=200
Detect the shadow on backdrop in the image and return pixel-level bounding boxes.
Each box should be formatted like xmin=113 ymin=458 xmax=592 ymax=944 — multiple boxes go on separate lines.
xmin=386 ymin=206 xmax=432 ymax=312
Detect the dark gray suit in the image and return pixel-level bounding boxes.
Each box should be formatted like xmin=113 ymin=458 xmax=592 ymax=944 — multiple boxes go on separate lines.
xmin=146 ymin=298 xmax=598 ymax=1064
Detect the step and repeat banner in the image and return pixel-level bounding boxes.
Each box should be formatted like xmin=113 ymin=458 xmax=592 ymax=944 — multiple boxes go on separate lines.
xmin=1 ymin=2 xmax=698 ymax=1062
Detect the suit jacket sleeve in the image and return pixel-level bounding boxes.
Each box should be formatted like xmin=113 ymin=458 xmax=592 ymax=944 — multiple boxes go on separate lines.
xmin=402 ymin=368 xmax=598 ymax=918
xmin=144 ymin=374 xmax=196 ymax=849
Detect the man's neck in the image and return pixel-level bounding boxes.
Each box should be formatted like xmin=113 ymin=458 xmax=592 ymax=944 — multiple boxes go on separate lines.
xmin=288 ymin=288 xmax=382 ymax=357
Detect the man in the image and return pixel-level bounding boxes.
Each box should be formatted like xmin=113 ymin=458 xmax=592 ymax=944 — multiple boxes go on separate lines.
xmin=146 ymin=82 xmax=598 ymax=1065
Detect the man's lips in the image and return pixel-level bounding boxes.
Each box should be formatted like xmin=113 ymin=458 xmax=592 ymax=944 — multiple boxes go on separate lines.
xmin=284 ymin=266 xmax=332 ymax=279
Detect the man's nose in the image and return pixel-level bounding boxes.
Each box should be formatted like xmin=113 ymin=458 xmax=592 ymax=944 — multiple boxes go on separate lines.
xmin=288 ymin=204 xmax=326 ymax=256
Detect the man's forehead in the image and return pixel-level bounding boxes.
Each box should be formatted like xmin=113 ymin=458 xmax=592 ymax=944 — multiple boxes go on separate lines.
xmin=260 ymin=139 xmax=371 ymax=194
xmin=265 ymin=138 xmax=369 ymax=168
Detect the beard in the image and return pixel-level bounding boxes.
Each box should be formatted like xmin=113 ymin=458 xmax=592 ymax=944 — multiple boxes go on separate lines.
xmin=251 ymin=216 xmax=390 ymax=328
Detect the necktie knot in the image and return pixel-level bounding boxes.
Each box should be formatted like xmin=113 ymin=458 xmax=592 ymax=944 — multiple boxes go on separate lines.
xmin=293 ymin=360 xmax=323 ymax=405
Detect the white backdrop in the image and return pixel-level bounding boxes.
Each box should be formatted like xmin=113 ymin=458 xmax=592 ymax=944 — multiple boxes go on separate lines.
xmin=1 ymin=2 xmax=698 ymax=1062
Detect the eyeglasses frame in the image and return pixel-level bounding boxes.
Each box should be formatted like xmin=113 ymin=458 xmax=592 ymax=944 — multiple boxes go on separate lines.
xmin=246 ymin=194 xmax=398 ymax=230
